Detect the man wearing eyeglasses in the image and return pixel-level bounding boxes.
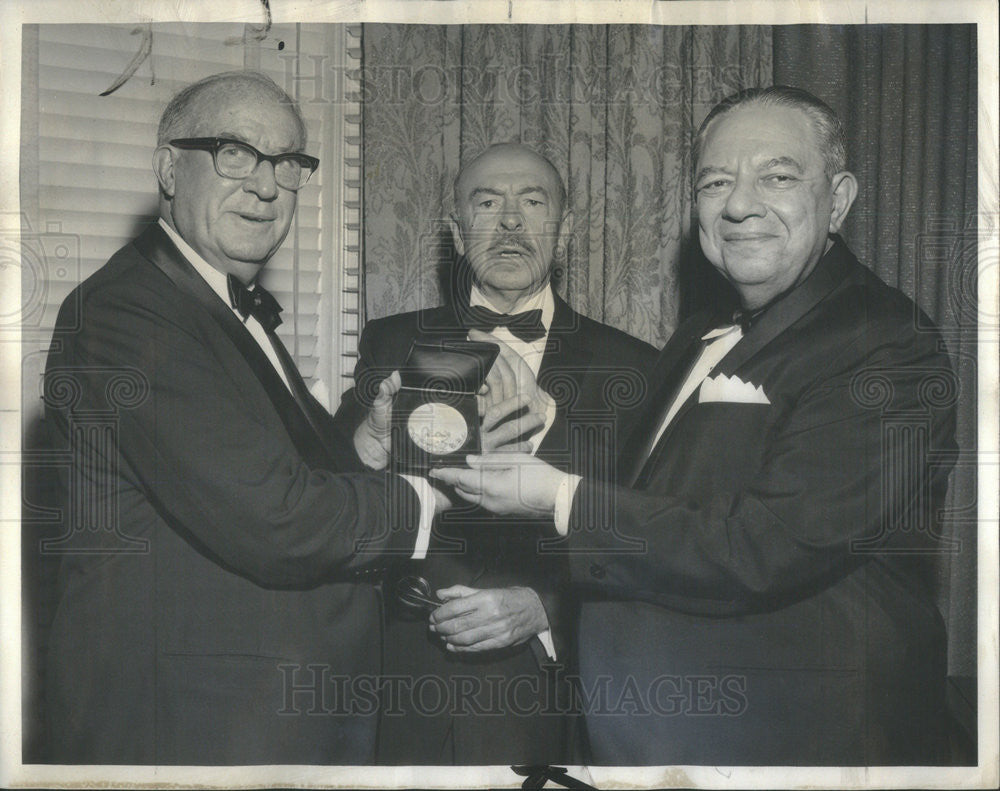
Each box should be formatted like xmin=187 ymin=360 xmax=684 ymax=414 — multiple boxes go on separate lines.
xmin=42 ymin=71 xmax=446 ymax=765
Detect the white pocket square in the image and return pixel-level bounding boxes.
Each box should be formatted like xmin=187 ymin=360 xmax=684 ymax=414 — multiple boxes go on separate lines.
xmin=698 ymin=374 xmax=771 ymax=405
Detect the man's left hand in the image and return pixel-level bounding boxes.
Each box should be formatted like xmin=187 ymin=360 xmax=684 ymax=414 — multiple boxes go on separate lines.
xmin=472 ymin=329 xmax=553 ymax=422
xmin=430 ymin=452 xmax=563 ymax=517
xmin=353 ymin=371 xmax=400 ymax=470
xmin=481 ymin=393 xmax=545 ymax=453
xmin=429 ymin=585 xmax=549 ymax=652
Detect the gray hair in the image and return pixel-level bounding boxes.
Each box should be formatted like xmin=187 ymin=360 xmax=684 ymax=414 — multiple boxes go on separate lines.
xmin=157 ymin=70 xmax=307 ymax=147
xmin=693 ymin=86 xmax=848 ymax=180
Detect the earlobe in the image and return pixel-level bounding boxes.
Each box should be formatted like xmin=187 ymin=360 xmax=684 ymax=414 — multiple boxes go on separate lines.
xmin=152 ymin=146 xmax=176 ymax=198
xmin=828 ymin=171 xmax=858 ymax=233
xmin=449 ymin=215 xmax=466 ymax=258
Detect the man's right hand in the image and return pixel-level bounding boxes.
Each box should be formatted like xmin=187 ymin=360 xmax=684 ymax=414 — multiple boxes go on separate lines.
xmin=471 ymin=329 xmax=553 ymax=450
xmin=430 ymin=452 xmax=565 ymax=518
xmin=353 ymin=371 xmax=400 ymax=470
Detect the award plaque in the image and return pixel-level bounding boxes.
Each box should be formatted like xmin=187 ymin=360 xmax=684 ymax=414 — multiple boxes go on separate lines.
xmin=390 ymin=338 xmax=500 ymax=474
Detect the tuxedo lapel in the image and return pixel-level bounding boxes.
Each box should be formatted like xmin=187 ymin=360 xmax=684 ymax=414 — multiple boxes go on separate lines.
xmin=716 ymin=237 xmax=854 ymax=377
xmin=133 ymin=225 xmax=335 ymax=469
xmin=535 ymin=295 xmax=594 ymax=456
xmin=620 ymin=309 xmax=717 ymax=486
xmin=540 ymin=293 xmax=592 ymax=372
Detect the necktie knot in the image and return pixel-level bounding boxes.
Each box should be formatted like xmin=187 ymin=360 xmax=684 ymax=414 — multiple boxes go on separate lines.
xmin=228 ymin=274 xmax=283 ymax=333
xmin=465 ymin=305 xmax=545 ymax=343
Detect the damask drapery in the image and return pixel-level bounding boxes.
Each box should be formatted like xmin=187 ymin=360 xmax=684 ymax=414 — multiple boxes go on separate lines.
xmin=361 ymin=25 xmax=772 ymax=347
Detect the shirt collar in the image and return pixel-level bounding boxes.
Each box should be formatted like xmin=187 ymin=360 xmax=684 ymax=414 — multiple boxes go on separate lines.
xmin=158 ymin=218 xmax=236 ymax=308
xmin=469 ymin=283 xmax=555 ymax=334
xmin=701 ymin=323 xmax=743 ymax=342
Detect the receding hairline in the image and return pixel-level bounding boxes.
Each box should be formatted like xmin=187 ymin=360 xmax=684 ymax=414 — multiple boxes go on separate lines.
xmin=692 ymin=86 xmax=847 ymax=180
xmin=157 ymin=71 xmax=307 ymax=148
xmin=454 ymin=144 xmax=567 ymax=212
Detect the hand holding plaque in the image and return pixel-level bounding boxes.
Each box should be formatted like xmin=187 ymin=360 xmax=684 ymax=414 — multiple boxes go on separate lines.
xmin=353 ymin=370 xmax=400 ymax=470
xmin=471 ymin=329 xmax=555 ymax=450
xmin=430 ymin=452 xmax=564 ymax=518
xmin=390 ymin=339 xmax=500 ymax=474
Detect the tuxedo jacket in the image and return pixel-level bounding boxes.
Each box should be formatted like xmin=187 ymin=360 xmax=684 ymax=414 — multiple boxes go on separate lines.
xmin=42 ymin=223 xmax=420 ymax=765
xmin=333 ymin=293 xmax=657 ymax=764
xmin=565 ymin=238 xmax=957 ymax=765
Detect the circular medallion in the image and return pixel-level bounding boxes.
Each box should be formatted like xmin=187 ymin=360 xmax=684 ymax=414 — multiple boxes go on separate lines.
xmin=407 ymin=402 xmax=468 ymax=455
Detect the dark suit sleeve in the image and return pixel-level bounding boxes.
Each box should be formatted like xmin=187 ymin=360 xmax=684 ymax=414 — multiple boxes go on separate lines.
xmin=532 ymin=571 xmax=571 ymax=659
xmin=48 ymin=289 xmax=420 ymax=589
xmin=565 ymin=321 xmax=956 ymax=616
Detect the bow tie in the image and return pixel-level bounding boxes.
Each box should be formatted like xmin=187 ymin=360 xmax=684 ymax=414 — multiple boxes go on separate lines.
xmin=228 ymin=274 xmax=283 ymax=333
xmin=465 ymin=305 xmax=545 ymax=343
xmin=731 ymin=305 xmax=768 ymax=333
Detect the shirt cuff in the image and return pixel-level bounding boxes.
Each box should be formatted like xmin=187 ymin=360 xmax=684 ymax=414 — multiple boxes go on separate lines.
xmin=537 ymin=629 xmax=557 ymax=661
xmin=553 ymin=473 xmax=583 ymax=537
xmin=398 ymin=474 xmax=435 ymax=559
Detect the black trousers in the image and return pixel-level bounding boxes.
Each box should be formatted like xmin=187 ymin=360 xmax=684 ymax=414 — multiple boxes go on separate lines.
xmin=376 ymin=610 xmax=579 ymax=765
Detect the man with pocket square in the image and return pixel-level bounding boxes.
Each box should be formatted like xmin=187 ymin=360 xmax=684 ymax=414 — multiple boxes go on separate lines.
xmin=433 ymin=87 xmax=957 ymax=765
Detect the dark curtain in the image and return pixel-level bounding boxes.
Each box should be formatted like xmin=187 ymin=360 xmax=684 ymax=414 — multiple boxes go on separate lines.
xmin=774 ymin=25 xmax=978 ymax=680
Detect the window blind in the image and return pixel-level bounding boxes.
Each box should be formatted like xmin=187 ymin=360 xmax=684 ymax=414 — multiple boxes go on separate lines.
xmin=313 ymin=24 xmax=365 ymax=404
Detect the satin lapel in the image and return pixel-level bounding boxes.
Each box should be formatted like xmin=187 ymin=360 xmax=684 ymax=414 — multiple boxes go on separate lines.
xmin=620 ymin=309 xmax=718 ymax=487
xmin=535 ymin=296 xmax=595 ymax=456
xmin=539 ymin=294 xmax=596 ymax=378
xmin=716 ymin=237 xmax=854 ymax=377
xmin=133 ymin=225 xmax=334 ymax=468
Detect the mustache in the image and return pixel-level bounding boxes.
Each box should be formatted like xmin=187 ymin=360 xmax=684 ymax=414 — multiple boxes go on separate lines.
xmin=489 ymin=235 xmax=534 ymax=253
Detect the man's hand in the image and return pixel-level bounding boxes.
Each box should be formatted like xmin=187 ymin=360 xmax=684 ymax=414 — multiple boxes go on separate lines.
xmin=480 ymin=393 xmax=545 ymax=453
xmin=428 ymin=585 xmax=549 ymax=652
xmin=430 ymin=452 xmax=564 ymax=517
xmin=471 ymin=329 xmax=554 ymax=427
xmin=353 ymin=371 xmax=400 ymax=470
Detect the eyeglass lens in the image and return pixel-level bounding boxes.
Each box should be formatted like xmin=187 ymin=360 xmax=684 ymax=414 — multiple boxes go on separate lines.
xmin=216 ymin=141 xmax=307 ymax=189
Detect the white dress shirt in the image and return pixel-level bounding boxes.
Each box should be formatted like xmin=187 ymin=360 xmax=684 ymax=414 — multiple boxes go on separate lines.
xmin=554 ymin=322 xmax=744 ymax=536
xmin=157 ymin=219 xmax=435 ymax=557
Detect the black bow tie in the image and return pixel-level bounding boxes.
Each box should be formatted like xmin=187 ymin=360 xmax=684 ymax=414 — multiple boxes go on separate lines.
xmin=731 ymin=305 xmax=768 ymax=333
xmin=228 ymin=274 xmax=283 ymax=333
xmin=465 ymin=305 xmax=545 ymax=343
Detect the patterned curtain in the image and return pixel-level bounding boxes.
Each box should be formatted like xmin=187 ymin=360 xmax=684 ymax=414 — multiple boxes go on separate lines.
xmin=361 ymin=25 xmax=772 ymax=347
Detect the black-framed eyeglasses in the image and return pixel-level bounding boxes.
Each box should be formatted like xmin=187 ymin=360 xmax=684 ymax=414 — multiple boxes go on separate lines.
xmin=169 ymin=137 xmax=320 ymax=191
